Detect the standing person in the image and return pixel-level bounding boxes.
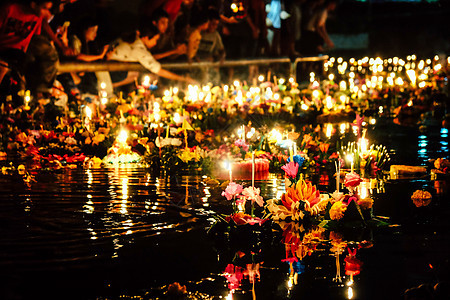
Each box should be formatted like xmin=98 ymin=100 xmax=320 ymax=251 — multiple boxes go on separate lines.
xmin=197 ymin=8 xmax=226 ymax=84
xmin=106 ymin=25 xmax=196 ymax=90
xmin=0 ymin=0 xmax=57 ymax=88
xmin=185 ymin=9 xmax=209 ymax=63
xmin=221 ymin=0 xmax=260 ymax=81
xmin=149 ymin=8 xmax=187 ymax=61
xmin=285 ymin=0 xmax=305 ymax=57
xmin=248 ymin=0 xmax=267 ymax=57
xmin=64 ymin=17 xmax=109 ymax=95
xmin=221 ymin=0 xmax=259 ymax=59
xmin=298 ymin=0 xmax=336 ymax=56
xmin=266 ymin=0 xmax=281 ymax=56
xmin=296 ymin=0 xmax=336 ymax=82
xmin=197 ymin=8 xmax=226 ymax=63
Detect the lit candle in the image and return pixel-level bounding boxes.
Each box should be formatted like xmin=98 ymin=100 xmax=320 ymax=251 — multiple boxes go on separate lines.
xmin=119 ymin=110 xmax=125 ymax=123
xmin=335 ymin=160 xmax=340 ymax=192
xmin=229 ymin=162 xmax=232 ymax=182
xmin=350 ymin=154 xmax=354 ymax=173
xmin=85 ymin=106 xmax=92 ymax=130
xmin=24 ymin=90 xmax=31 ymax=110
xmin=158 ymin=123 xmax=162 ymax=157
xmin=289 ymin=144 xmax=294 ymax=161
xmin=252 ymin=151 xmax=255 ymax=187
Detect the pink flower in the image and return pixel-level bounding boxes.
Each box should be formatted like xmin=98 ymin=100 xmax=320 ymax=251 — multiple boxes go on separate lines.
xmin=234 ymin=139 xmax=249 ymax=151
xmin=242 ymin=186 xmax=264 ymax=207
xmin=224 ymin=264 xmax=244 ymax=291
xmin=281 ymin=161 xmax=299 ymax=178
xmin=222 ymin=182 xmax=244 ymax=200
xmin=343 ymin=195 xmax=358 ymax=205
xmin=235 ymin=197 xmax=246 ymax=206
xmin=344 ymin=172 xmax=362 ymax=187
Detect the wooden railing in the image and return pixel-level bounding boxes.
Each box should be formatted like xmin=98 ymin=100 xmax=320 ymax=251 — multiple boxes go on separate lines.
xmin=57 ymin=56 xmax=329 ymax=81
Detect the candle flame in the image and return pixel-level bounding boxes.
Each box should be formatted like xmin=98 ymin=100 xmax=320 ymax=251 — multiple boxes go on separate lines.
xmin=85 ymin=106 xmax=92 ymax=119
xmin=117 ymin=130 xmax=128 ymax=144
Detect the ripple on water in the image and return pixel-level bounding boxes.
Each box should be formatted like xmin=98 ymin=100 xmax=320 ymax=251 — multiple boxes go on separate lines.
xmin=0 ymin=168 xmax=243 ymax=271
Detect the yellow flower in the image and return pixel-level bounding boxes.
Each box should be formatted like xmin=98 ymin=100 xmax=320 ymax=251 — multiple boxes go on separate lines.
xmin=255 ymin=150 xmax=266 ymax=157
xmin=17 ymin=164 xmax=26 ymax=175
xmin=89 ymin=157 xmax=103 ymax=168
xmin=92 ymin=133 xmax=105 ymax=145
xmin=178 ymin=150 xmax=198 ymax=163
xmin=329 ymin=201 xmax=347 ymax=220
xmin=2 ymin=166 xmax=8 ymax=175
xmin=16 ymin=132 xmax=28 ymax=144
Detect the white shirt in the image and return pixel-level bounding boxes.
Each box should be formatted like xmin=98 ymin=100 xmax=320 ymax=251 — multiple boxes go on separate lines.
xmin=108 ymin=38 xmax=161 ymax=74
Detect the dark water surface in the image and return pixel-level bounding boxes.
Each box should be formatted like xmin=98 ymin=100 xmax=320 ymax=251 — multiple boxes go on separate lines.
xmin=1 ymin=121 xmax=450 ymax=300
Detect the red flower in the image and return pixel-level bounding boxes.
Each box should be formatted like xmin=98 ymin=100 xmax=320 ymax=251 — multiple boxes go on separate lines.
xmin=42 ymin=131 xmax=57 ymax=141
xmin=224 ymin=264 xmax=244 ymax=291
xmin=345 ymin=247 xmax=362 ymax=276
xmin=345 ymin=256 xmax=362 ymax=276
xmin=62 ymin=132 xmax=75 ymax=137
xmin=227 ymin=212 xmax=267 ymax=226
xmin=204 ymin=129 xmax=214 ymax=136
xmin=329 ymin=152 xmax=339 ymax=159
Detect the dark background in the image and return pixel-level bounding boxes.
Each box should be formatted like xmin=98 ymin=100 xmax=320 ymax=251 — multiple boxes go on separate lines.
xmin=60 ymin=0 xmax=449 ymax=59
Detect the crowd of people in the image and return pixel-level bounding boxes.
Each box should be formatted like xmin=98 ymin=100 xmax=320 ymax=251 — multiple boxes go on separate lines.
xmin=0 ymin=0 xmax=338 ymax=102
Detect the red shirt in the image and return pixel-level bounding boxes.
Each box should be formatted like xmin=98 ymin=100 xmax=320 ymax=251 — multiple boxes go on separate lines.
xmin=0 ymin=3 xmax=43 ymax=53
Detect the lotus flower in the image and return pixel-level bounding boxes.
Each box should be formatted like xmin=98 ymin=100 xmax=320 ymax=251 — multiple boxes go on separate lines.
xmin=265 ymin=199 xmax=292 ymax=221
xmin=266 ymin=180 xmax=327 ymax=221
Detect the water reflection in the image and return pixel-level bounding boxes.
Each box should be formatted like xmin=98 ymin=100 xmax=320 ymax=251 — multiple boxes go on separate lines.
xmin=418 ymin=134 xmax=429 ymax=164
xmin=0 ymin=121 xmax=449 ymax=299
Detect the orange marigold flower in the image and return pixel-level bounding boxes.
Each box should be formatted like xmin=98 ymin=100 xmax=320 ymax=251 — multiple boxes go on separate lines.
xmin=330 ymin=201 xmax=347 ymax=220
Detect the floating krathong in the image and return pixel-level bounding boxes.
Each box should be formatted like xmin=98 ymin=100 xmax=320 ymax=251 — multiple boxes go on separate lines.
xmin=265 ymin=179 xmax=329 ymax=222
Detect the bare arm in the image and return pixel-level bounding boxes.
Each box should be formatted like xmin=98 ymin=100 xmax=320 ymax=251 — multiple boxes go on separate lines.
xmin=156 ymin=68 xmax=197 ymax=84
xmin=153 ymin=44 xmax=186 ymax=60
xmin=76 ymin=45 xmax=109 ymax=62
xmin=42 ymin=21 xmax=74 ymax=56
xmin=314 ymin=10 xmax=334 ymax=48
xmin=316 ymin=24 xmax=334 ymax=48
